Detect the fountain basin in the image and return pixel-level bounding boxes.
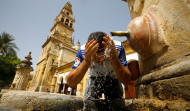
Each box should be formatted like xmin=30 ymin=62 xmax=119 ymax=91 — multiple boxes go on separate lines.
xmin=1 ymin=90 xmax=189 ymax=110
xmin=0 ymin=90 xmax=132 ymax=111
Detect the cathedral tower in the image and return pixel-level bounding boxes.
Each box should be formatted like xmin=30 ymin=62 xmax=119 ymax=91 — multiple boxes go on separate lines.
xmin=28 ymin=2 xmax=79 ymax=92
xmin=50 ymin=1 xmax=75 ymax=43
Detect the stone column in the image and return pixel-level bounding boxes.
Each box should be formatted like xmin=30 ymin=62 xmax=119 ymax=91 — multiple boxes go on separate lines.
xmin=39 ymin=54 xmax=55 ymax=92
xmin=50 ymin=71 xmax=58 ymax=93
xmin=58 ymin=84 xmax=61 ymax=93
xmin=58 ymin=48 xmax=64 ymax=67
xmin=76 ymin=83 xmax=83 ymax=96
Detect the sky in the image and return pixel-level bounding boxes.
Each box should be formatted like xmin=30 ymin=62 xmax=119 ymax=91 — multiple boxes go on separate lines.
xmin=0 ymin=0 xmax=132 ymax=73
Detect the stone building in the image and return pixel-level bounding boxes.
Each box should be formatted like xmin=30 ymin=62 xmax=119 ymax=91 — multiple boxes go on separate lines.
xmin=10 ymin=52 xmax=33 ymax=90
xmin=28 ymin=2 xmax=88 ymax=96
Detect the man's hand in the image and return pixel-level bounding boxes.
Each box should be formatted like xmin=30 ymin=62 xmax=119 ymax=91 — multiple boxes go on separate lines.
xmin=85 ymin=39 xmax=99 ymax=65
xmin=67 ymin=39 xmax=99 ymax=88
xmin=103 ymin=35 xmax=131 ymax=86
xmin=102 ymin=35 xmax=117 ymax=62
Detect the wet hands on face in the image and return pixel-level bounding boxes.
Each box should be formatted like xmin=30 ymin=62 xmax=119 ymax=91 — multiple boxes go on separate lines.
xmin=84 ymin=39 xmax=106 ymax=66
xmin=85 ymin=36 xmax=117 ymax=66
xmin=84 ymin=39 xmax=99 ymax=65
xmin=102 ymin=35 xmax=117 ymax=62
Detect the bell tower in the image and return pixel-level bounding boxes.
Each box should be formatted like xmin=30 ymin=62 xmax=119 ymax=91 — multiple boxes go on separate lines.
xmin=28 ymin=2 xmax=79 ymax=92
xmin=50 ymin=1 xmax=75 ymax=43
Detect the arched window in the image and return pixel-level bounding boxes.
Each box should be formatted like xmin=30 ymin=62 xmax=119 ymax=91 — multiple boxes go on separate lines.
xmin=66 ymin=12 xmax=69 ymax=16
xmin=61 ymin=17 xmax=64 ymax=23
xmin=65 ymin=19 xmax=69 ymax=26
xmin=70 ymin=23 xmax=73 ymax=28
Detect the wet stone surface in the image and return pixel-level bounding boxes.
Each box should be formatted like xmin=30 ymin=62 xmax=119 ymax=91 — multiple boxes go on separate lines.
xmin=1 ymin=90 xmax=189 ymax=110
xmin=0 ymin=90 xmax=132 ymax=111
xmin=132 ymin=99 xmax=190 ymax=111
xmin=82 ymin=99 xmax=133 ymax=111
xmin=0 ymin=104 xmax=18 ymax=111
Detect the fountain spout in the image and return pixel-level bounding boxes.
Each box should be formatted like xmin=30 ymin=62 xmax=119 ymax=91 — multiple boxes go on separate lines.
xmin=110 ymin=31 xmax=130 ymax=37
xmin=111 ymin=9 xmax=169 ymax=61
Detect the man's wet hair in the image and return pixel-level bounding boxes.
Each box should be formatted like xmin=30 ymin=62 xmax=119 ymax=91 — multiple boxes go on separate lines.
xmin=87 ymin=31 xmax=107 ymax=53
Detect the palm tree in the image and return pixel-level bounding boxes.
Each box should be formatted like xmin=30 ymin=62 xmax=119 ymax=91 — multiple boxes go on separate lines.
xmin=0 ymin=32 xmax=19 ymax=57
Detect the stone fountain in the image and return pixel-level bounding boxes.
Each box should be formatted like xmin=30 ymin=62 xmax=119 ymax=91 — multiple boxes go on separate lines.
xmin=112 ymin=0 xmax=190 ymax=110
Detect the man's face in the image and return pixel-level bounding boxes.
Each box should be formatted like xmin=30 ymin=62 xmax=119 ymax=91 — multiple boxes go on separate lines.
xmin=94 ymin=51 xmax=106 ymax=65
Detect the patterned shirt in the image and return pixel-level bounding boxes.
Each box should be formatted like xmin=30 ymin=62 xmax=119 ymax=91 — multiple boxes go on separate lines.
xmin=72 ymin=40 xmax=128 ymax=77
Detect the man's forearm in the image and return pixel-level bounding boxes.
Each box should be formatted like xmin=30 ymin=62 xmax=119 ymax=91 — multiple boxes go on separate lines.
xmin=111 ymin=58 xmax=131 ymax=86
xmin=67 ymin=60 xmax=90 ymax=88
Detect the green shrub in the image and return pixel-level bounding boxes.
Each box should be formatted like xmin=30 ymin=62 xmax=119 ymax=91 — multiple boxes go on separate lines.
xmin=0 ymin=55 xmax=21 ymax=87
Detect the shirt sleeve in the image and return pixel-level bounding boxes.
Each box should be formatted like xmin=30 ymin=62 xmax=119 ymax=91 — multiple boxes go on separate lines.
xmin=72 ymin=48 xmax=84 ymax=70
xmin=118 ymin=43 xmax=128 ymax=67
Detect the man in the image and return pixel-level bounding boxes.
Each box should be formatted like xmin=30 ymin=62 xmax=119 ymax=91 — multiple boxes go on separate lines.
xmin=67 ymin=31 xmax=131 ymax=99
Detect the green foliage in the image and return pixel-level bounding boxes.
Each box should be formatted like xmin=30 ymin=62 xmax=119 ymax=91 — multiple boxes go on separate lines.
xmin=0 ymin=32 xmax=19 ymax=57
xmin=0 ymin=55 xmax=21 ymax=87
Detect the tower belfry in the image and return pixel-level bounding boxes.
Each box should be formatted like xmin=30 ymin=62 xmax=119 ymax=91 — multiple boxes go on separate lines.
xmin=50 ymin=1 xmax=75 ymax=43
xmin=28 ymin=2 xmax=79 ymax=92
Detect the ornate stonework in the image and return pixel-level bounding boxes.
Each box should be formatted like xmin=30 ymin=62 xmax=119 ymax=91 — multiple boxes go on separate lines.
xmin=10 ymin=52 xmax=33 ymax=90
